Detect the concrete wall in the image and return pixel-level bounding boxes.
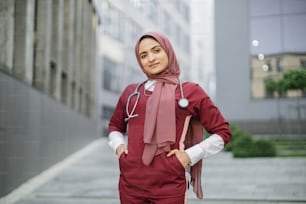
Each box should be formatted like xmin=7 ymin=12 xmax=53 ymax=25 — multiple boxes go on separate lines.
xmin=0 ymin=72 xmax=98 ymax=197
xmin=214 ymin=0 xmax=306 ymax=134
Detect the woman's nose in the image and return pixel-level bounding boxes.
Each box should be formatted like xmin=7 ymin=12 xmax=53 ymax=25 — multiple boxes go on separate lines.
xmin=148 ymin=53 xmax=155 ymax=61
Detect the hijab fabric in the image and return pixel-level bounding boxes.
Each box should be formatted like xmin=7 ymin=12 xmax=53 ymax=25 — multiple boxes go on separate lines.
xmin=135 ymin=32 xmax=180 ymax=166
xmin=135 ymin=32 xmax=204 ymax=199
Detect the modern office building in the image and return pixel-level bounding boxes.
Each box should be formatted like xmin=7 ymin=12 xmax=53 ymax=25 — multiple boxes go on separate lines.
xmin=213 ymin=0 xmax=306 ymax=134
xmin=93 ymin=0 xmax=192 ymax=137
xmin=95 ymin=0 xmax=306 ymax=136
xmin=0 ymin=0 xmax=99 ymax=197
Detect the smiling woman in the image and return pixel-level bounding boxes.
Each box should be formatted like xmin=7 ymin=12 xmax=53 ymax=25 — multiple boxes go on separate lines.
xmin=139 ymin=38 xmax=168 ymax=75
xmin=138 ymin=38 xmax=169 ymax=75
xmin=108 ymin=31 xmax=231 ymax=204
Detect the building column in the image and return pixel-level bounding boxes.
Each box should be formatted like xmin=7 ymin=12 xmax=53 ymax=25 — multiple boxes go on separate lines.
xmin=0 ymin=0 xmax=15 ymax=73
xmin=33 ymin=0 xmax=52 ymax=93
xmin=80 ymin=0 xmax=88 ymax=116
xmin=63 ymin=0 xmax=76 ymax=107
xmin=50 ymin=0 xmax=64 ymax=101
xmin=13 ymin=0 xmax=35 ymax=84
xmin=90 ymin=10 xmax=99 ymax=120
xmin=73 ymin=0 xmax=83 ymax=113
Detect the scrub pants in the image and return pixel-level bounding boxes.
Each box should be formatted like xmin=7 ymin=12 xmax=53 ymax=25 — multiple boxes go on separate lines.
xmin=120 ymin=194 xmax=186 ymax=204
xmin=118 ymin=153 xmax=187 ymax=204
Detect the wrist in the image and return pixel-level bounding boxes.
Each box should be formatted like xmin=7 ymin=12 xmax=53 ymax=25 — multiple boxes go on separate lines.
xmin=116 ymin=144 xmax=126 ymax=156
xmin=184 ymin=152 xmax=191 ymax=166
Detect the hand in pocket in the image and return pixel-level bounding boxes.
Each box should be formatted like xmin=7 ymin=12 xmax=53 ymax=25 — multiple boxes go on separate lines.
xmin=116 ymin=144 xmax=128 ymax=158
xmin=166 ymin=149 xmax=191 ymax=168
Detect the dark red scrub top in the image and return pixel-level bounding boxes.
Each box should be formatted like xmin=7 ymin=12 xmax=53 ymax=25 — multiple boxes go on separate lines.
xmin=109 ymin=82 xmax=230 ymax=198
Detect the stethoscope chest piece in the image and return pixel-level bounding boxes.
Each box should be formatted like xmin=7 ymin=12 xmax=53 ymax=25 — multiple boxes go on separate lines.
xmin=178 ymin=98 xmax=189 ymax=108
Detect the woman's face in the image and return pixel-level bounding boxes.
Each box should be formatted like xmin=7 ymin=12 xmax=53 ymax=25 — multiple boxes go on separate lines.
xmin=138 ymin=37 xmax=169 ymax=76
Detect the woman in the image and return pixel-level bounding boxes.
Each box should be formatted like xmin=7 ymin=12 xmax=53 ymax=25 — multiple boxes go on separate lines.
xmin=108 ymin=32 xmax=231 ymax=204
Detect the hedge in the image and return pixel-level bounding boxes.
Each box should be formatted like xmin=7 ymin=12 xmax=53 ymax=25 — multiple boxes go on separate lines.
xmin=225 ymin=124 xmax=277 ymax=157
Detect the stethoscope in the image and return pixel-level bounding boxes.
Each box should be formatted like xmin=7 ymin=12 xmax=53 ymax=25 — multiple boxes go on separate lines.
xmin=125 ymin=78 xmax=189 ymax=122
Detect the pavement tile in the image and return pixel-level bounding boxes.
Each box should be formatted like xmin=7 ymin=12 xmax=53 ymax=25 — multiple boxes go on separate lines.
xmin=7 ymin=138 xmax=306 ymax=204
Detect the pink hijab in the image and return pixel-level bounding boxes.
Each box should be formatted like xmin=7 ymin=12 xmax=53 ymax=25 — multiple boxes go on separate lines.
xmin=135 ymin=32 xmax=180 ymax=166
xmin=135 ymin=32 xmax=204 ymax=199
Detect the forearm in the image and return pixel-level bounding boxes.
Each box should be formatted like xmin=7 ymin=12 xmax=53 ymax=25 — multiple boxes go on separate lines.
xmin=185 ymin=134 xmax=224 ymax=166
xmin=108 ymin=131 xmax=125 ymax=152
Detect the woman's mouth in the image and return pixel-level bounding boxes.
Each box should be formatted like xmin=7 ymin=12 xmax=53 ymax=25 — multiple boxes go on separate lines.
xmin=149 ymin=63 xmax=159 ymax=68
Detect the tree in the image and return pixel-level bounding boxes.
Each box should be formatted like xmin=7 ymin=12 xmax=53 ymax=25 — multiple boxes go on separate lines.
xmin=264 ymin=69 xmax=306 ymax=136
xmin=264 ymin=78 xmax=285 ymax=136
xmin=265 ymin=78 xmax=276 ymax=98
xmin=282 ymin=69 xmax=306 ymax=135
xmin=283 ymin=69 xmax=306 ymax=90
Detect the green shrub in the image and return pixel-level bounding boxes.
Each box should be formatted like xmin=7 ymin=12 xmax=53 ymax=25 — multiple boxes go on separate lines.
xmin=224 ymin=124 xmax=251 ymax=152
xmin=253 ymin=139 xmax=277 ymax=157
xmin=226 ymin=124 xmax=277 ymax=158
xmin=231 ymin=134 xmax=255 ymax=157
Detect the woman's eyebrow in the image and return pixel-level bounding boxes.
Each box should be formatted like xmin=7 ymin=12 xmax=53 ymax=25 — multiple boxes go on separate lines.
xmin=151 ymin=45 xmax=161 ymax=50
xmin=139 ymin=45 xmax=161 ymax=55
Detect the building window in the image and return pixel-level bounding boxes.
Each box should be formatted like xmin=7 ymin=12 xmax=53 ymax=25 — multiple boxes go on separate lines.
xmin=71 ymin=81 xmax=76 ymax=109
xmin=129 ymin=0 xmax=144 ymax=8
xmin=102 ymin=57 xmax=121 ymax=93
xmin=251 ymin=54 xmax=306 ymax=99
xmin=249 ymin=1 xmax=306 ymax=100
xmin=276 ymin=57 xmax=282 ymax=72
xmin=61 ymin=71 xmax=68 ymax=104
xmin=301 ymin=59 xmax=306 ymax=68
xmin=126 ymin=18 xmax=142 ymax=48
xmin=49 ymin=60 xmax=57 ymax=97
xmin=101 ymin=105 xmax=115 ymax=137
xmin=163 ymin=11 xmax=171 ymax=36
xmin=102 ymin=6 xmax=123 ymax=42
xmin=148 ymin=0 xmax=158 ymax=22
xmin=101 ymin=105 xmax=114 ymax=120
xmin=183 ymin=33 xmax=190 ymax=55
xmin=127 ymin=66 xmax=144 ymax=85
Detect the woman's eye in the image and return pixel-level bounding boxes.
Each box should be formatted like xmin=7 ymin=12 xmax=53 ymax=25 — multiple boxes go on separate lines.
xmin=140 ymin=54 xmax=146 ymax=59
xmin=153 ymin=49 xmax=161 ymax=53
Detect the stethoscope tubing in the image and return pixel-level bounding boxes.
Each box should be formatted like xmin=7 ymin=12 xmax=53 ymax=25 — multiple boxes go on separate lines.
xmin=124 ymin=78 xmax=188 ymax=122
xmin=124 ymin=82 xmax=144 ymax=122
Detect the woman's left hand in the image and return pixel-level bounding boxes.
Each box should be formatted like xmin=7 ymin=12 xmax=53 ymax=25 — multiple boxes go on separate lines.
xmin=167 ymin=149 xmax=191 ymax=168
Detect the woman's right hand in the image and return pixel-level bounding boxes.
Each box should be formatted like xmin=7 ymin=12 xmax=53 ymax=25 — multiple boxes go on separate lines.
xmin=116 ymin=144 xmax=128 ymax=158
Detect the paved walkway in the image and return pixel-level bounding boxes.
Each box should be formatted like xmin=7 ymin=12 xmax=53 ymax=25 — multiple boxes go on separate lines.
xmin=3 ymin=138 xmax=306 ymax=204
